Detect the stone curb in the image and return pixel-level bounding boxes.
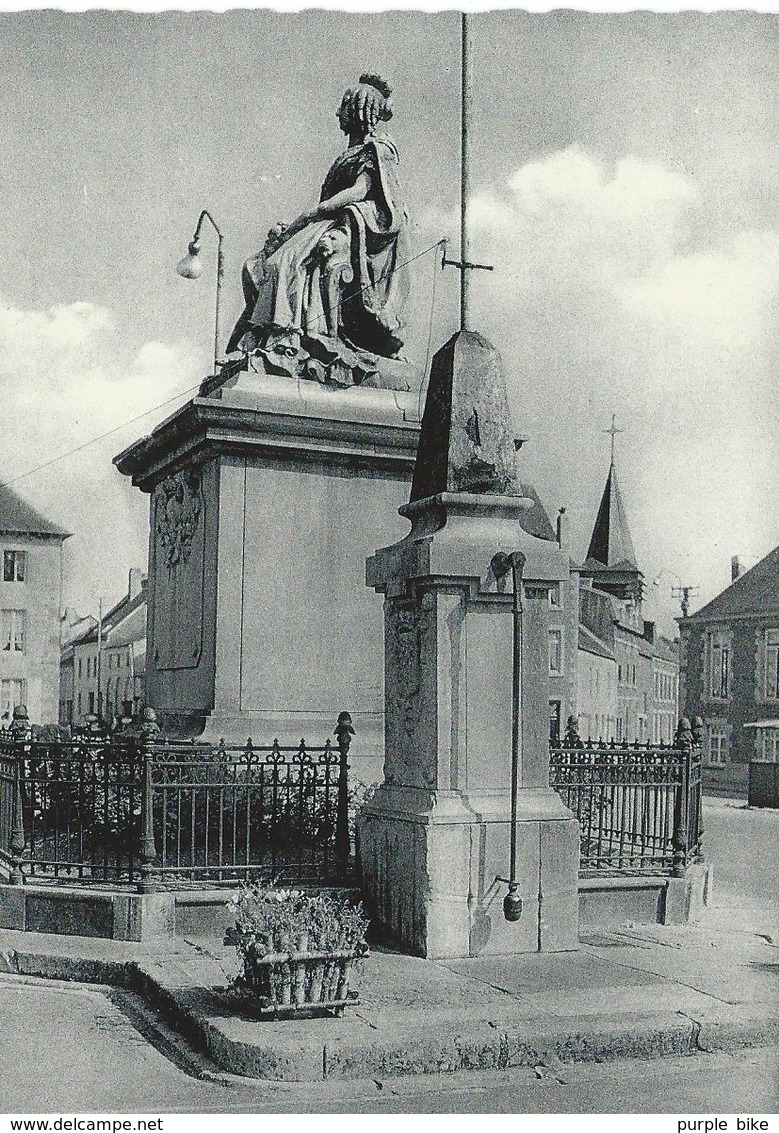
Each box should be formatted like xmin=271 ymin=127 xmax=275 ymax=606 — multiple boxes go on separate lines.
xmin=1 ymin=944 xmax=778 ymax=1083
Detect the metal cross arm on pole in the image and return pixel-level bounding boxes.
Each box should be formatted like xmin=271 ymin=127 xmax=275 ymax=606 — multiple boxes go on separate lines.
xmin=442 ymin=255 xmax=494 ymax=273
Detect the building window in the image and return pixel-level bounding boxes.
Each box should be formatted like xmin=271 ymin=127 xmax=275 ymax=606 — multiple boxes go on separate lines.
xmin=1 ymin=610 xmax=26 ymax=652
xmin=0 ymin=678 xmax=26 ymax=720
xmin=3 ymin=551 xmax=26 ymax=582
xmin=77 ymin=658 xmax=82 ymax=679
xmin=548 ymin=583 xmax=561 ymax=609
xmin=708 ymin=632 xmax=730 ymax=700
xmin=618 ymin=663 xmax=623 ymax=683
xmin=765 ymin=630 xmax=779 ymax=701
xmin=88 ymin=691 xmax=95 ymax=714
xmin=548 ymin=628 xmax=563 ymax=674
xmin=707 ymin=727 xmax=728 ymax=765
xmin=762 ymin=729 xmax=779 ymax=762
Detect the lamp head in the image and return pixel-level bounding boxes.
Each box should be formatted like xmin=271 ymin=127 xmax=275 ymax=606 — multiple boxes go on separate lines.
xmin=176 ymin=238 xmax=203 ymax=280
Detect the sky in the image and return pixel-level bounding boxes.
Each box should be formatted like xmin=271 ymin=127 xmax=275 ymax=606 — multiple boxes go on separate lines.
xmin=0 ymin=9 xmax=776 ymax=630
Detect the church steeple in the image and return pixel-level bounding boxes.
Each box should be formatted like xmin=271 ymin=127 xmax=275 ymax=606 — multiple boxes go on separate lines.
xmin=580 ymin=417 xmax=642 ymax=601
xmin=585 ymin=460 xmax=638 ymax=570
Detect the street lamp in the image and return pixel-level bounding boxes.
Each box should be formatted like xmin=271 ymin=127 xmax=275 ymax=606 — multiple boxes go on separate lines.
xmin=176 ymin=209 xmax=225 ymax=376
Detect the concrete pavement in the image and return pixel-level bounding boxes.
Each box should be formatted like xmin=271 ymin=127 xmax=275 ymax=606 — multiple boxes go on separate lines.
xmin=0 ymin=796 xmax=776 ymax=1086
xmin=0 ymin=897 xmax=776 ymax=1083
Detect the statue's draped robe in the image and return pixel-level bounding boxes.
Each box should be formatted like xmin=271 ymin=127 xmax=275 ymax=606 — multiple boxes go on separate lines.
xmin=228 ymin=135 xmax=409 ymax=358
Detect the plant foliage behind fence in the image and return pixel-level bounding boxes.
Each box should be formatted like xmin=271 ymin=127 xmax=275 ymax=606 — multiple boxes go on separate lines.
xmin=0 ymin=717 xmax=354 ymax=889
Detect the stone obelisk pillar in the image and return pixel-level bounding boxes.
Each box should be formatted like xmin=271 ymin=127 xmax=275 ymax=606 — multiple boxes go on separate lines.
xmin=358 ymin=330 xmax=580 ymax=958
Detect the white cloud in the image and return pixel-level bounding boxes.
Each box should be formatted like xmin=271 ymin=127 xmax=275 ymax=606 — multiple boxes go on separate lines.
xmin=421 ymin=148 xmax=779 ymax=610
xmin=0 ymin=297 xmax=201 ymax=612
xmin=506 ymin=150 xmax=698 ymax=220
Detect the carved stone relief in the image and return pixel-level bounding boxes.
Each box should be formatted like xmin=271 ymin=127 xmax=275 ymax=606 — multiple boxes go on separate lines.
xmin=154 ymin=470 xmax=203 ymax=570
xmin=382 ymin=602 xmax=418 ymax=788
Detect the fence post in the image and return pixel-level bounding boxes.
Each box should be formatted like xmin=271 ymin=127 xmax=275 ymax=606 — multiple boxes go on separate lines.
xmin=691 ymin=715 xmax=704 ymax=863
xmin=137 ymin=709 xmax=160 ymax=894
xmin=672 ymin=717 xmax=692 ymax=877
xmin=8 ymin=707 xmax=32 ymax=885
xmin=334 ymin=711 xmax=354 ymax=876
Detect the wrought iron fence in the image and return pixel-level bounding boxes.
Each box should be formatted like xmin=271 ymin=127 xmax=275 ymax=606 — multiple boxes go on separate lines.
xmin=550 ymin=732 xmax=703 ymax=876
xmin=0 ymin=712 xmax=354 ymax=890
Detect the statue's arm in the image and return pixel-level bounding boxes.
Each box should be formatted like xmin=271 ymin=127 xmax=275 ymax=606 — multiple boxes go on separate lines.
xmin=318 ymin=171 xmax=372 ymax=215
xmin=292 ymin=171 xmax=373 ymax=230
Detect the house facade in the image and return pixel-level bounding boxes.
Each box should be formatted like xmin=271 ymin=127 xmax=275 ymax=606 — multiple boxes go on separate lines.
xmin=512 ymin=458 xmax=680 ymax=747
xmin=63 ymin=568 xmax=147 ymax=726
xmin=679 ymin=545 xmax=779 ymax=794
xmin=0 ymin=486 xmax=70 ymax=725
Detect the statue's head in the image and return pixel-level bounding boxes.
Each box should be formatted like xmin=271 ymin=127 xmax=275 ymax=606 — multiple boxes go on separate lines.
xmin=337 ymin=73 xmax=393 ymax=138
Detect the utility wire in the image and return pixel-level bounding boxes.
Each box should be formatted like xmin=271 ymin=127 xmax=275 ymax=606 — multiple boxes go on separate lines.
xmin=0 ymin=381 xmax=204 ymax=492
xmin=1 ymin=238 xmax=446 ymax=494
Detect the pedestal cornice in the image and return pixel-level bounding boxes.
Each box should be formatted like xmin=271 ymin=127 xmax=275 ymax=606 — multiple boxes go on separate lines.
xmin=114 ymin=375 xmax=422 ymax=491
xmin=367 ymin=491 xmax=570 ymax=595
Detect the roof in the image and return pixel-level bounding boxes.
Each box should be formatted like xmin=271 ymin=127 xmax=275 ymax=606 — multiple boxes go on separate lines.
xmin=683 ymin=545 xmax=779 ymax=623
xmin=72 ymin=584 xmax=147 ymax=647
xmin=651 ymin=634 xmax=680 ymax=664
xmin=0 ymin=485 xmax=71 ymax=538
xmin=518 ymin=483 xmax=556 ymax=542
xmin=585 ymin=462 xmax=639 ymax=571
xmin=578 ymin=625 xmax=615 ymax=661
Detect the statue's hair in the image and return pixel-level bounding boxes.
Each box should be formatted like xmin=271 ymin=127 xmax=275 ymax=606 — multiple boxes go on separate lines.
xmin=340 ymin=74 xmax=393 ymax=135
xmin=359 ymin=73 xmax=392 ymax=99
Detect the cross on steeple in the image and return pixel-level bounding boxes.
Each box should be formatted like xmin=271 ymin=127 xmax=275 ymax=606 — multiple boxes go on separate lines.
xmin=604 ymin=413 xmax=623 ymax=466
xmin=441 ymin=13 xmax=494 ymax=332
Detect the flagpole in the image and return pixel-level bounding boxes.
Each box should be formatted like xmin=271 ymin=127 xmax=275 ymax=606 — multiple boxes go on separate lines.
xmin=460 ymin=11 xmax=471 ymax=332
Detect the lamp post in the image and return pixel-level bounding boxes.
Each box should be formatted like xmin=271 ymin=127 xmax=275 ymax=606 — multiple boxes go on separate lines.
xmin=176 ymin=209 xmax=225 ymax=376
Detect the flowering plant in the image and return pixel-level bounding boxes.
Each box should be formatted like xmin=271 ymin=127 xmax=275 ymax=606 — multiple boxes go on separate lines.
xmin=225 ymin=885 xmax=369 ymax=1011
xmin=227 ymin=884 xmax=368 ymax=957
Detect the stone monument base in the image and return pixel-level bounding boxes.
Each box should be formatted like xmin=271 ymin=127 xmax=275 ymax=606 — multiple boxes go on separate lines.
xmin=358 ymin=784 xmax=580 ymax=959
xmin=114 ymin=364 xmax=423 ymax=777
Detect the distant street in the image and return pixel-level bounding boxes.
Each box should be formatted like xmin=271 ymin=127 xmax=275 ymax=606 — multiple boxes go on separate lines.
xmin=703 ymin=797 xmax=779 ymax=908
xmin=0 ymin=797 xmax=777 ymax=1115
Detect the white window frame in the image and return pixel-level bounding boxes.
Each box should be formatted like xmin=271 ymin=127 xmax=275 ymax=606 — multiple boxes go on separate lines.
xmin=765 ymin=629 xmax=779 ymax=701
xmin=548 ymin=628 xmax=563 ymax=675
xmin=762 ymin=728 xmax=779 ymax=763
xmin=1 ymin=609 xmax=26 ymax=653
xmin=707 ymin=726 xmax=728 ymax=765
xmin=708 ymin=630 xmax=731 ymax=701
xmin=2 ymin=550 xmax=26 ymax=583
xmin=0 ymin=678 xmax=26 ymax=720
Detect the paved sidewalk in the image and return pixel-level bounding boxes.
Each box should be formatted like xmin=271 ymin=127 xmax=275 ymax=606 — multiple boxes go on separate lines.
xmin=0 ymin=885 xmax=776 ymax=1083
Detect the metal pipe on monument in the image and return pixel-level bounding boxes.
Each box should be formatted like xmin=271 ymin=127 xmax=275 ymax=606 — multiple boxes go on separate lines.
xmin=493 ymin=550 xmax=527 ymax=922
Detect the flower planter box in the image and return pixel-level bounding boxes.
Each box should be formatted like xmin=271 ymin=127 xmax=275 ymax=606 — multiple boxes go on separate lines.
xmin=225 ymin=930 xmax=361 ymax=1018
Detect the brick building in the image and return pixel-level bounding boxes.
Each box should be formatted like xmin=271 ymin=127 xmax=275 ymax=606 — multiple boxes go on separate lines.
xmin=679 ymin=545 xmax=779 ymax=794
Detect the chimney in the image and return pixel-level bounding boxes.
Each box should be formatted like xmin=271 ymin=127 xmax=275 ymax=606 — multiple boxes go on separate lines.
xmin=128 ymin=567 xmax=144 ymax=599
xmin=556 ymin=507 xmax=568 ymax=550
xmin=731 ymin=555 xmax=741 ymax=583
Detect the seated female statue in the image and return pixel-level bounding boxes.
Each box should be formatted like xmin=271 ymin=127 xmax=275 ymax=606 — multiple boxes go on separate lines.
xmin=227 ymin=74 xmax=410 ymax=367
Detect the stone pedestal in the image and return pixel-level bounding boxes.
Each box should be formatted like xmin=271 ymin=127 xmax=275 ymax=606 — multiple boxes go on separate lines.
xmin=358 ymin=493 xmax=580 ymax=957
xmin=114 ymin=367 xmax=421 ymax=775
xmin=357 ymin=330 xmax=580 ymax=958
